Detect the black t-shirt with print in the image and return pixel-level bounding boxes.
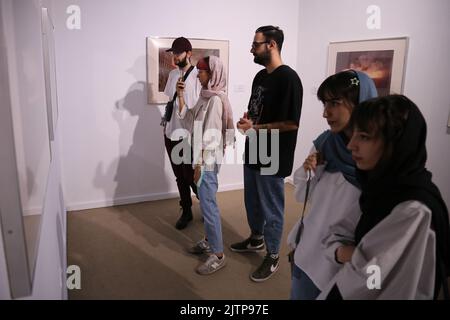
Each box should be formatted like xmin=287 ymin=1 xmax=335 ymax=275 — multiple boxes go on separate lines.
xmin=244 ymin=65 xmax=303 ymax=177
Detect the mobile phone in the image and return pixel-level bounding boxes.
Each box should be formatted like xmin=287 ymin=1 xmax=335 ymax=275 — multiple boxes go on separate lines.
xmin=179 ymin=70 xmax=184 ymax=82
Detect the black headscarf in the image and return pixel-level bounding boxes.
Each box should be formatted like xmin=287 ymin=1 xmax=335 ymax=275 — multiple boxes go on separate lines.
xmin=352 ymin=95 xmax=450 ymax=299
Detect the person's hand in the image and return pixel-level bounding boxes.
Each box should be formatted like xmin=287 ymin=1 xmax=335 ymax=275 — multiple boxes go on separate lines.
xmin=237 ymin=112 xmax=253 ymax=134
xmin=303 ymin=152 xmax=322 ymax=173
xmin=176 ymin=78 xmax=185 ymax=98
xmin=193 ymin=165 xmax=202 ymax=184
xmin=336 ymin=245 xmax=355 ymax=264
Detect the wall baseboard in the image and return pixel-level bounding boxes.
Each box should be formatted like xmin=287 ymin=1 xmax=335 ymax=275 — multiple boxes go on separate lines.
xmin=66 ymin=179 xmax=297 ymax=212
xmin=22 ymin=207 xmax=42 ymax=216
xmin=66 ymin=182 xmax=245 ymax=212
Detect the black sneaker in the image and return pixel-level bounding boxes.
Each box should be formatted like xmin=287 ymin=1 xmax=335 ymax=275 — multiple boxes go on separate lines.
xmin=230 ymin=237 xmax=265 ymax=252
xmin=175 ymin=208 xmax=193 ymax=230
xmin=250 ymin=254 xmax=279 ymax=282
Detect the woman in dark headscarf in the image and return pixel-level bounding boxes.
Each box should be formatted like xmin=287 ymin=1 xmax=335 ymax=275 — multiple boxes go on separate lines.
xmin=319 ymin=94 xmax=450 ymax=299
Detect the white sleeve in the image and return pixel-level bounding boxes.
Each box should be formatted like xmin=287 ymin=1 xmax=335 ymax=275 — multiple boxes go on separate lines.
xmin=287 ymin=146 xmax=323 ymax=248
xmin=202 ymin=96 xmax=223 ymax=150
xmin=164 ymin=70 xmax=176 ymax=98
xmin=181 ymin=71 xmax=201 ymax=111
xmin=318 ymin=201 xmax=436 ymax=300
xmin=292 ymin=146 xmax=324 ymax=203
xmin=321 ymin=200 xmax=361 ymax=265
xmin=175 ymin=72 xmax=201 ymax=119
xmin=175 ymin=98 xmax=188 ymax=120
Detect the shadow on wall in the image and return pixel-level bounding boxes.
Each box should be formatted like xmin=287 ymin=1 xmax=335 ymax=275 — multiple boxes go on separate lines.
xmin=114 ymin=79 xmax=172 ymax=203
xmin=93 ymin=78 xmax=170 ymax=206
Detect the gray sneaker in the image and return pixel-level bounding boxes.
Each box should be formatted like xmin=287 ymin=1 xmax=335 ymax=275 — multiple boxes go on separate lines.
xmin=196 ymin=254 xmax=226 ymax=275
xmin=188 ymin=238 xmax=211 ymax=254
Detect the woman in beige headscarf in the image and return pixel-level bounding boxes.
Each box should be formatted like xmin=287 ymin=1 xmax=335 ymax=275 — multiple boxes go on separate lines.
xmin=177 ymin=55 xmax=234 ymax=275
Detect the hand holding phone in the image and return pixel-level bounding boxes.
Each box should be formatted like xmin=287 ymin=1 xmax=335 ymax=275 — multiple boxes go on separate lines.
xmin=303 ymin=152 xmax=323 ymax=173
xmin=176 ymin=73 xmax=185 ymax=97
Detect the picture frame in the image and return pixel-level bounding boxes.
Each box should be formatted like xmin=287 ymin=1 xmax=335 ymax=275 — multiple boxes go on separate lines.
xmin=327 ymin=37 xmax=408 ymax=96
xmin=146 ymin=37 xmax=229 ymax=104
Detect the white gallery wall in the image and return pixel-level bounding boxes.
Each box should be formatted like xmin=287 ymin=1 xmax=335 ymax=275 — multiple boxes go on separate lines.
xmin=51 ymin=0 xmax=301 ymax=210
xmin=295 ymin=0 xmax=450 ymax=207
xmin=1 ymin=0 xmax=449 ymax=300
xmin=0 ymin=0 xmax=66 ymax=300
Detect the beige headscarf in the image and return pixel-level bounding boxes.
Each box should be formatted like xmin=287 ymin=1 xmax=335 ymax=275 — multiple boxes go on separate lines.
xmin=197 ymin=56 xmax=235 ymax=148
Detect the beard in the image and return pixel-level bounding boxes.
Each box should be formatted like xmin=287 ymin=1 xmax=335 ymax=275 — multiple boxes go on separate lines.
xmin=253 ymin=50 xmax=271 ymax=66
xmin=176 ymin=56 xmax=188 ymax=68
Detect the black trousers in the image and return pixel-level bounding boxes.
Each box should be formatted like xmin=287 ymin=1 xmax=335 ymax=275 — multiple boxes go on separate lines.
xmin=164 ymin=135 xmax=197 ymax=210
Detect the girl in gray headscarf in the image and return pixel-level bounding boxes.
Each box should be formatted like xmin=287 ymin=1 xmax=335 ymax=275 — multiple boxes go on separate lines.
xmin=177 ymin=55 xmax=234 ymax=275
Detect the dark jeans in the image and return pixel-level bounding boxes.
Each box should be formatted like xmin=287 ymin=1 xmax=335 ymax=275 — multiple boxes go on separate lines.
xmin=290 ymin=264 xmax=321 ymax=300
xmin=243 ymin=165 xmax=285 ymax=254
xmin=164 ymin=135 xmax=197 ymax=210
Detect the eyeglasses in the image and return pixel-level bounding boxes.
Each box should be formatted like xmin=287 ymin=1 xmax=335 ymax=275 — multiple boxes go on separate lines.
xmin=251 ymin=41 xmax=269 ymax=49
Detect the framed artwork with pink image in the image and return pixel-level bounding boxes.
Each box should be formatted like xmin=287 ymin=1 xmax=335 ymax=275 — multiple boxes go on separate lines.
xmin=146 ymin=37 xmax=229 ymax=104
xmin=327 ymin=37 xmax=408 ymax=96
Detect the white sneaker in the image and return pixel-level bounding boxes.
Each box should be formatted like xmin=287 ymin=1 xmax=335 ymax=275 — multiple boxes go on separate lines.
xmin=196 ymin=254 xmax=226 ymax=275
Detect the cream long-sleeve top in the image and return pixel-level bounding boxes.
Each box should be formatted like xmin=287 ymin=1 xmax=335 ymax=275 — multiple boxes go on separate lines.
xmin=177 ymin=95 xmax=224 ymax=170
xmin=287 ymin=146 xmax=362 ymax=291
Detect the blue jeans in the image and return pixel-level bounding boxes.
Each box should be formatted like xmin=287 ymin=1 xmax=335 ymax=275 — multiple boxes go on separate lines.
xmin=243 ymin=165 xmax=284 ymax=254
xmin=198 ymin=165 xmax=223 ymax=253
xmin=290 ymin=264 xmax=321 ymax=300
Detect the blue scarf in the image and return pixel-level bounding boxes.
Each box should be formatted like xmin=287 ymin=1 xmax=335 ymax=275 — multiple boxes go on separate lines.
xmin=314 ymin=130 xmax=359 ymax=188
xmin=313 ymin=70 xmax=378 ymax=189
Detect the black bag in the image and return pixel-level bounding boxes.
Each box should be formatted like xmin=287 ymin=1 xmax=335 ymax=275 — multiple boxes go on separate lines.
xmin=161 ymin=100 xmax=175 ymax=126
xmin=160 ymin=66 xmax=194 ymax=127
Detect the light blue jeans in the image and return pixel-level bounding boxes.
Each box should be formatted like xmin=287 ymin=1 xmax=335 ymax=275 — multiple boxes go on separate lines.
xmin=243 ymin=165 xmax=284 ymax=254
xmin=290 ymin=264 xmax=321 ymax=300
xmin=198 ymin=165 xmax=223 ymax=254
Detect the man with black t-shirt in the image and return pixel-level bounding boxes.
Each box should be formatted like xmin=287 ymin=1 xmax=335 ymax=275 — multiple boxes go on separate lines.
xmin=230 ymin=26 xmax=303 ymax=282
